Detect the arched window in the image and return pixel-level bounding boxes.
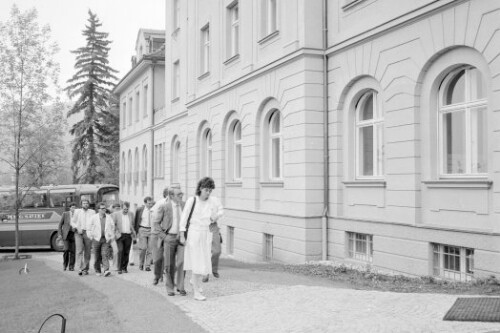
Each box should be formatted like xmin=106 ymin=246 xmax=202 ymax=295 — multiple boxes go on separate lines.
xmin=134 ymin=148 xmax=139 ymax=190
xmin=127 ymin=150 xmax=132 ymax=194
xmin=230 ymin=120 xmax=242 ymax=180
xmin=200 ymin=128 xmax=212 ymax=177
xmin=121 ymin=152 xmax=126 ymax=186
xmin=355 ymin=90 xmax=384 ymax=177
xmin=268 ymin=110 xmax=282 ymax=180
xmin=142 ymin=146 xmax=148 ymax=195
xmin=438 ymin=67 xmax=487 ymax=175
xmin=171 ymin=138 xmax=181 ymax=183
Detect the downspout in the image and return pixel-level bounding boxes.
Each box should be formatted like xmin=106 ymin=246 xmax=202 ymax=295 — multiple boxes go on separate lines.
xmin=321 ymin=0 xmax=329 ymax=261
xmin=150 ymin=61 xmax=156 ymax=199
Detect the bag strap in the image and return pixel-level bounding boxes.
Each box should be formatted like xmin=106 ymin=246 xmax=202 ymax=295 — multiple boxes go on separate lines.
xmin=186 ymin=197 xmax=196 ymax=231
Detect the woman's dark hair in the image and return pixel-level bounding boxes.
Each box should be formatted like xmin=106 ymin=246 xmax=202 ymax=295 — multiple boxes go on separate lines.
xmin=195 ymin=177 xmax=215 ymax=196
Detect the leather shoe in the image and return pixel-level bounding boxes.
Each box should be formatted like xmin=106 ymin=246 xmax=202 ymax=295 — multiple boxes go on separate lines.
xmin=167 ymin=292 xmax=175 ymax=296
xmin=202 ymin=276 xmax=209 ymax=283
xmin=118 ymin=271 xmax=122 ymax=274
xmin=177 ymin=289 xmax=187 ymax=296
xmin=153 ymin=279 xmax=159 ymax=285
xmin=123 ymin=269 xmax=128 ymax=273
xmin=139 ymin=265 xmax=144 ymax=271
xmin=69 ymin=267 xmax=74 ymax=271
xmin=213 ymin=272 xmax=220 ymax=278
xmin=145 ymin=267 xmax=151 ymax=271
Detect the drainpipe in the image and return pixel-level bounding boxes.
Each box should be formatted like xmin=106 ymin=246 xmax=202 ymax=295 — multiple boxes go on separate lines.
xmin=150 ymin=61 xmax=156 ymax=199
xmin=321 ymin=0 xmax=329 ymax=261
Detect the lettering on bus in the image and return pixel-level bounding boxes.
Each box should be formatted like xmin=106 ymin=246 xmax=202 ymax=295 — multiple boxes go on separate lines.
xmin=5 ymin=212 xmax=53 ymax=220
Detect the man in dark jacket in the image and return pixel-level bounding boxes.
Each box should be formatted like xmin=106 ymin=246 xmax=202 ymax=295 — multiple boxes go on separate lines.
xmin=58 ymin=202 xmax=77 ymax=271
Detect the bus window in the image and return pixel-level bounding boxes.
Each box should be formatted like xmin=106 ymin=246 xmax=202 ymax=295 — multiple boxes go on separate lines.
xmin=0 ymin=192 xmax=15 ymax=210
xmin=22 ymin=191 xmax=47 ymax=208
xmin=49 ymin=189 xmax=75 ymax=208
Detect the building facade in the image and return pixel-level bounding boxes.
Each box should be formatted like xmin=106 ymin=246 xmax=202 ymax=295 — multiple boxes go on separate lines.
xmin=115 ymin=29 xmax=166 ymax=211
xmin=120 ymin=0 xmax=500 ymax=280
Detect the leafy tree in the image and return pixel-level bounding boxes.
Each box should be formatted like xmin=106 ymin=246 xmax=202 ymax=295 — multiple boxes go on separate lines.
xmin=0 ymin=5 xmax=60 ymax=259
xmin=65 ymin=10 xmax=118 ymax=184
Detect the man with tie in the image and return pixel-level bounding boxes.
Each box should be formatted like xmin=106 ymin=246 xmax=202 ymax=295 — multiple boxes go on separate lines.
xmin=112 ymin=201 xmax=136 ymax=274
xmin=58 ymin=202 xmax=77 ymax=271
xmin=71 ymin=199 xmax=95 ymax=276
xmin=153 ymin=187 xmax=186 ymax=295
xmin=135 ymin=196 xmax=154 ymax=271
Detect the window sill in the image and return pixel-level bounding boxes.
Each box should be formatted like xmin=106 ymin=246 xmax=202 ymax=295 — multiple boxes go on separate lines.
xmin=223 ymin=54 xmax=240 ymax=66
xmin=423 ymin=179 xmax=492 ymax=189
xmin=225 ymin=181 xmax=242 ymax=188
xmin=171 ymin=97 xmax=180 ymax=103
xmin=258 ymin=30 xmax=279 ymax=45
xmin=260 ymin=181 xmax=284 ymax=188
xmin=198 ymin=71 xmax=210 ymax=81
xmin=342 ymin=0 xmax=367 ymax=11
xmin=343 ymin=180 xmax=386 ymax=188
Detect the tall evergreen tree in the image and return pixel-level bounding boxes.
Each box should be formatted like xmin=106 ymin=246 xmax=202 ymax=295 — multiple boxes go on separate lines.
xmin=65 ymin=10 xmax=118 ymax=184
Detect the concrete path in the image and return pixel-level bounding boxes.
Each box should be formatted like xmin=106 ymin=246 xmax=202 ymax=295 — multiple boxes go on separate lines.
xmin=40 ymin=252 xmax=500 ymax=333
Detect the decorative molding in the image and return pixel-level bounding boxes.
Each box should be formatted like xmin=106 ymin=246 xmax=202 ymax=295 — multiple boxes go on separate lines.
xmin=257 ymin=30 xmax=279 ymax=45
xmin=223 ymin=54 xmax=240 ymax=66
xmin=225 ymin=181 xmax=243 ymax=187
xmin=342 ymin=0 xmax=367 ymax=11
xmin=198 ymin=71 xmax=210 ymax=81
xmin=343 ymin=180 xmax=386 ymax=188
xmin=423 ymin=179 xmax=493 ymax=189
xmin=260 ymin=181 xmax=284 ymax=188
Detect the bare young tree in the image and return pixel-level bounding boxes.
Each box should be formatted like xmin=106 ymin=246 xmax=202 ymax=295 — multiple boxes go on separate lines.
xmin=0 ymin=5 xmax=60 ymax=259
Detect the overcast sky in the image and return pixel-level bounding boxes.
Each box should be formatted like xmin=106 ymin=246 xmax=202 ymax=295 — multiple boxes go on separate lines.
xmin=0 ymin=0 xmax=165 ymax=101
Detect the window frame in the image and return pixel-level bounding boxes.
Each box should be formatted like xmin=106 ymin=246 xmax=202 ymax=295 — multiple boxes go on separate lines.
xmin=437 ymin=66 xmax=488 ymax=177
xmin=268 ymin=110 xmax=283 ymax=180
xmin=173 ymin=0 xmax=181 ymax=31
xmin=227 ymin=2 xmax=239 ymax=59
xmin=261 ymin=0 xmax=278 ymax=38
xmin=355 ymin=90 xmax=384 ymax=179
xmin=171 ymin=138 xmax=181 ymax=184
xmin=143 ymin=85 xmax=148 ymax=118
xmin=172 ymin=60 xmax=180 ymax=101
xmin=347 ymin=232 xmax=373 ymax=263
xmin=228 ymin=120 xmax=242 ymax=182
xmin=200 ymin=24 xmax=210 ymax=76
xmin=200 ymin=127 xmax=213 ymax=178
xmin=432 ymin=243 xmax=474 ymax=282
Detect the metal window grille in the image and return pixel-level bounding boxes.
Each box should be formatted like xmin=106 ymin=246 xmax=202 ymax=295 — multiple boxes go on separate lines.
xmin=227 ymin=226 xmax=234 ymax=255
xmin=347 ymin=232 xmax=373 ymax=262
xmin=432 ymin=243 xmax=474 ymax=282
xmin=263 ymin=233 xmax=273 ymax=261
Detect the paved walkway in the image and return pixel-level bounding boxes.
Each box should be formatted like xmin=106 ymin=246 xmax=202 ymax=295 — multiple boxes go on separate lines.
xmin=40 ymin=252 xmax=500 ymax=333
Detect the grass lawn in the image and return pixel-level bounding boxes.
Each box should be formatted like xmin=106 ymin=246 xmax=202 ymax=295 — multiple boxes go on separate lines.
xmin=221 ymin=258 xmax=500 ymax=295
xmin=0 ymin=258 xmax=121 ymax=333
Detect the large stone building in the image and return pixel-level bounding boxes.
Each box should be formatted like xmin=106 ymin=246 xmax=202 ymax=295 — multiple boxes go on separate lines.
xmin=119 ymin=0 xmax=500 ymax=281
xmin=115 ymin=29 xmax=166 ymax=211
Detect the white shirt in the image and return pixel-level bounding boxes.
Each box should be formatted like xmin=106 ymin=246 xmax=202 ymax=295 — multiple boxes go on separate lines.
xmin=140 ymin=207 xmax=152 ymax=228
xmin=121 ymin=213 xmax=131 ymax=234
xmin=71 ymin=208 xmax=96 ymax=233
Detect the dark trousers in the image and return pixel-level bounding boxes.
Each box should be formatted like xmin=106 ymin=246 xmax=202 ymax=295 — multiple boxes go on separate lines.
xmin=63 ymin=231 xmax=76 ymax=269
xmin=163 ymin=234 xmax=185 ymax=293
xmin=117 ymin=233 xmax=132 ymax=271
xmin=151 ymin=234 xmax=164 ymax=280
xmin=92 ymin=237 xmax=110 ymax=273
xmin=211 ymin=230 xmax=222 ymax=274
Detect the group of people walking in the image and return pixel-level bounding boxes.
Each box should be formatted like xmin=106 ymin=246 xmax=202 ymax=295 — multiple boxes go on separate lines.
xmin=58 ymin=177 xmax=223 ymax=301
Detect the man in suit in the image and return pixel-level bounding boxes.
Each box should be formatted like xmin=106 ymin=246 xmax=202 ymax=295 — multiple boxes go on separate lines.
xmin=150 ymin=187 xmax=170 ymax=284
xmin=71 ymin=199 xmax=95 ymax=276
xmin=134 ymin=196 xmax=154 ymax=271
xmin=152 ymin=187 xmax=186 ymax=296
xmin=112 ymin=201 xmax=136 ymax=274
xmin=58 ymin=202 xmax=77 ymax=271
xmin=88 ymin=202 xmax=115 ymax=277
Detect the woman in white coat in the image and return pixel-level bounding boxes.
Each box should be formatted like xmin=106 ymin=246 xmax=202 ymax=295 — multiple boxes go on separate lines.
xmin=180 ymin=177 xmax=223 ymax=301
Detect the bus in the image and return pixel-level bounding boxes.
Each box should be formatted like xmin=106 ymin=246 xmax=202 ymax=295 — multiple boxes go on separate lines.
xmin=0 ymin=184 xmax=119 ymax=251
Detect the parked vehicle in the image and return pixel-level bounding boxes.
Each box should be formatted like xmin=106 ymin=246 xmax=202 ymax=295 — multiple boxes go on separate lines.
xmin=0 ymin=184 xmax=119 ymax=251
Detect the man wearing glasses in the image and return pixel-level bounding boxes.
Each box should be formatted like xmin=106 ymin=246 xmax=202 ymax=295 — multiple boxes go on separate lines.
xmin=88 ymin=202 xmax=116 ymax=277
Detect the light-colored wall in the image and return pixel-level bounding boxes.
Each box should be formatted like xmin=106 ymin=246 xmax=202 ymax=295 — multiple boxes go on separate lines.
xmin=328 ymin=0 xmax=500 ymax=277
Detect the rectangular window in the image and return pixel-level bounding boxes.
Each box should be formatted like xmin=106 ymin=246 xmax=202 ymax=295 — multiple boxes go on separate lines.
xmin=200 ymin=25 xmax=210 ymax=75
xmin=143 ymin=85 xmax=148 ymax=118
xmin=347 ymin=232 xmax=373 ymax=262
xmin=172 ymin=61 xmax=180 ymax=100
xmin=432 ymin=243 xmax=474 ymax=282
xmin=227 ymin=226 xmax=234 ymax=255
xmin=135 ymin=91 xmax=140 ymax=122
xmin=122 ymin=102 xmax=126 ymax=129
xmin=263 ymin=233 xmax=273 ymax=261
xmin=227 ymin=2 xmax=239 ymax=58
xmin=173 ymin=0 xmax=181 ymax=30
xmin=262 ymin=0 xmax=277 ymax=37
xmin=128 ymin=97 xmax=133 ymax=125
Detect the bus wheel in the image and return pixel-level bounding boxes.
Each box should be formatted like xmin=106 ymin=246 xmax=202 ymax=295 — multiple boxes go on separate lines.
xmin=51 ymin=233 xmax=64 ymax=252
